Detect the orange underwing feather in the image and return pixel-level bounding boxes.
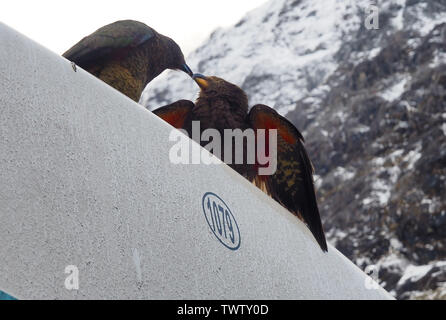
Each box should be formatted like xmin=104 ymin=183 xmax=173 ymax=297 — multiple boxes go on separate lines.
xmin=249 ymin=104 xmax=303 ymax=145
xmin=255 ymin=113 xmax=298 ymax=145
xmin=152 ymin=99 xmax=194 ymax=129
xmin=157 ymin=108 xmax=189 ymax=128
xmin=248 ymin=104 xmax=327 ymax=252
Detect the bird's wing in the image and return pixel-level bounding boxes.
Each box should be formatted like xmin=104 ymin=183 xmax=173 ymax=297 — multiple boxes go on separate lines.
xmin=62 ymin=20 xmax=155 ymax=66
xmin=248 ymin=104 xmax=327 ymax=251
xmin=152 ymin=100 xmax=194 ymax=129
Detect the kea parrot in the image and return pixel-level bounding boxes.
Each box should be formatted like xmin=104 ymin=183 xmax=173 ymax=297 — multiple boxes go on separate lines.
xmin=63 ymin=20 xmax=193 ymax=102
xmin=153 ymin=74 xmax=328 ymax=252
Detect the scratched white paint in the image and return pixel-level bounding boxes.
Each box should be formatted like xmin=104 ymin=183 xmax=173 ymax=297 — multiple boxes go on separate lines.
xmin=132 ymin=248 xmax=142 ymax=283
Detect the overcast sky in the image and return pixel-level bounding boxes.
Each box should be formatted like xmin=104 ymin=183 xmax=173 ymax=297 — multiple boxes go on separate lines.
xmin=2 ymin=0 xmax=267 ymax=56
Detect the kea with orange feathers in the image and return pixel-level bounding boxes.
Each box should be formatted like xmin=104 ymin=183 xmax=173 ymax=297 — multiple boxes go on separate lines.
xmin=154 ymin=75 xmax=328 ymax=252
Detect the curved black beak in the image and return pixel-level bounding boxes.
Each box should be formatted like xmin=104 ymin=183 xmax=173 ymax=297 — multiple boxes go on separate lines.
xmin=192 ymin=73 xmax=209 ymax=89
xmin=181 ymin=63 xmax=193 ymax=77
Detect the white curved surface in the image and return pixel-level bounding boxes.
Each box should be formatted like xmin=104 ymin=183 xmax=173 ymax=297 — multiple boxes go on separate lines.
xmin=0 ymin=23 xmax=393 ymax=300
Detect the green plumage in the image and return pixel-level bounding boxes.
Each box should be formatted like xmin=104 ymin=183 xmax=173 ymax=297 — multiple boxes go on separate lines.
xmin=63 ymin=20 xmax=192 ymax=102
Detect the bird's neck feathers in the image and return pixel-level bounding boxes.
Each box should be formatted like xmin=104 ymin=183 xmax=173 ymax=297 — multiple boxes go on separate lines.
xmin=159 ymin=36 xmax=185 ymax=72
xmin=194 ymin=94 xmax=249 ymax=130
xmin=196 ymin=89 xmax=248 ymax=112
xmin=142 ymin=36 xmax=170 ymax=83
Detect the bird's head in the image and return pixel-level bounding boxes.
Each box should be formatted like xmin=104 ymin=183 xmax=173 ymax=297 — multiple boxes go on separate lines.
xmin=163 ymin=36 xmax=193 ymax=77
xmin=193 ymin=74 xmax=249 ymax=113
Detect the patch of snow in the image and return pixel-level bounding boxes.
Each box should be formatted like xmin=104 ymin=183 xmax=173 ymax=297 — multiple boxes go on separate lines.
xmin=410 ymin=2 xmax=446 ymax=36
xmin=388 ymin=149 xmax=404 ymax=161
xmin=368 ymin=47 xmax=381 ymax=59
xmin=386 ymin=165 xmax=401 ymax=184
xmin=407 ymin=37 xmax=421 ymax=49
xmin=371 ymin=179 xmax=392 ymax=206
xmin=391 ymin=0 xmax=406 ymax=30
xmin=362 ymin=197 xmax=373 ymax=206
xmin=398 ymin=264 xmax=432 ymax=286
xmin=333 ymin=166 xmax=356 ymax=181
xmin=372 ymin=157 xmax=385 ymax=166
xmin=334 ymin=229 xmax=348 ymax=239
xmin=352 ymin=124 xmax=370 ymax=134
xmin=390 ymin=238 xmax=403 ymax=250
xmin=441 ymin=123 xmax=446 ymax=136
xmin=355 ymin=257 xmax=371 ymax=268
xmin=404 ymin=143 xmax=422 ymax=170
xmin=403 ymin=101 xmax=418 ymax=113
xmin=377 ymin=253 xmax=408 ymax=270
xmin=422 ymin=197 xmax=441 ymax=214
xmin=430 ymin=51 xmax=446 ymax=68
xmin=379 ymin=77 xmax=407 ymax=101
xmin=395 ymin=121 xmax=409 ymax=129
xmin=353 ymin=47 xmax=382 ymax=62
xmin=310 ymin=84 xmax=331 ymax=96
xmin=314 ymin=174 xmax=323 ymax=189
xmin=335 ymin=111 xmax=347 ymax=123
xmin=364 ymin=160 xmax=400 ymax=206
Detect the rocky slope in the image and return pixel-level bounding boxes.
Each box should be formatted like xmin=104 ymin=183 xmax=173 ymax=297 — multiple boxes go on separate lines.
xmin=142 ymin=0 xmax=446 ymax=299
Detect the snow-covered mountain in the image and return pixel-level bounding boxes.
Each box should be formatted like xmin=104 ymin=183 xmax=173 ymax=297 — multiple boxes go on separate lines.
xmin=142 ymin=0 xmax=446 ymax=300
xmin=143 ymin=0 xmax=363 ymax=112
